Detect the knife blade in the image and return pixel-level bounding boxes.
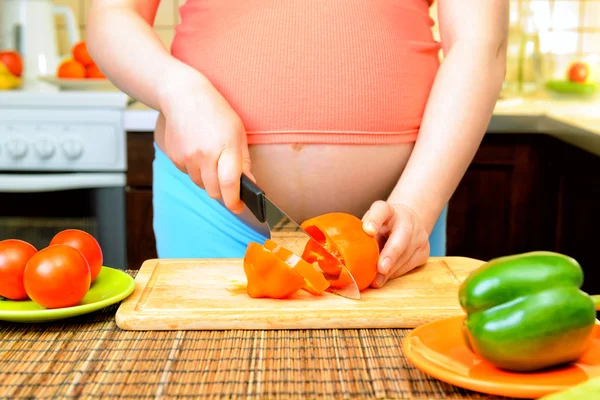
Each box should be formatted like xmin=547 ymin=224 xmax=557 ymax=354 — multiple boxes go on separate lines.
xmin=239 ymin=173 xmax=361 ymax=300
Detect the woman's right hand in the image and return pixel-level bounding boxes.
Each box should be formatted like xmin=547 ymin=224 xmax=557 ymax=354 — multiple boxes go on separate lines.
xmin=158 ymin=72 xmax=254 ymax=215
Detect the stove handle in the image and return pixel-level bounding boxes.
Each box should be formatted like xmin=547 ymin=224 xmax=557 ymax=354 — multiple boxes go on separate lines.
xmin=0 ymin=173 xmax=126 ymax=193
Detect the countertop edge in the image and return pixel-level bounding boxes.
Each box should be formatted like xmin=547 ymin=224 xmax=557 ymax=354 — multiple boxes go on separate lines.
xmin=123 ymin=98 xmax=600 ymax=157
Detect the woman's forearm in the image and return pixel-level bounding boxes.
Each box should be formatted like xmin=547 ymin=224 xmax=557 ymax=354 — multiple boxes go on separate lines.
xmin=86 ymin=2 xmax=209 ymax=110
xmin=387 ymin=40 xmax=506 ymax=233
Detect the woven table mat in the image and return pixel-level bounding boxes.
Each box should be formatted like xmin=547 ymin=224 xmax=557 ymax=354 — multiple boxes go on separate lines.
xmin=0 ymin=271 xmax=515 ymax=400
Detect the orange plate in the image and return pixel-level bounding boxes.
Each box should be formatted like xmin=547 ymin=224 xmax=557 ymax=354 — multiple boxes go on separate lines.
xmin=402 ymin=315 xmax=600 ymax=399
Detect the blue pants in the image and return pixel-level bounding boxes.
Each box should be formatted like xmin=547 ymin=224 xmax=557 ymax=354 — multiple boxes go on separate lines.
xmin=152 ymin=143 xmax=448 ymax=258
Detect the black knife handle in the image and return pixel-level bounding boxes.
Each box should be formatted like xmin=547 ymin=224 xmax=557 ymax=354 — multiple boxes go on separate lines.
xmin=240 ymin=173 xmax=266 ymax=223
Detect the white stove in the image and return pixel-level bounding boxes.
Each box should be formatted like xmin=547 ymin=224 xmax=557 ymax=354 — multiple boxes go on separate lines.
xmin=0 ymin=87 xmax=130 ymax=269
xmin=0 ymin=89 xmax=128 ymax=172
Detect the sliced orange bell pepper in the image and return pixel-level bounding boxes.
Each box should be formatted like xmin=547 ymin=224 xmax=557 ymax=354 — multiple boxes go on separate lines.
xmin=300 ymin=212 xmax=380 ymax=291
xmin=243 ymin=242 xmax=306 ymax=299
xmin=263 ymin=239 xmax=330 ymax=295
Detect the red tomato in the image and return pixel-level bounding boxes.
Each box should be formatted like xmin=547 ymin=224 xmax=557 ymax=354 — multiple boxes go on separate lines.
xmin=0 ymin=51 xmax=23 ymax=77
xmin=23 ymin=244 xmax=91 ymax=309
xmin=568 ymin=62 xmax=590 ymax=84
xmin=50 ymin=229 xmax=103 ymax=282
xmin=0 ymin=239 xmax=38 ymax=300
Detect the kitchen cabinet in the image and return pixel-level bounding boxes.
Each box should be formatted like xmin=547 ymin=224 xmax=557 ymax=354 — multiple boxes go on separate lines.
xmin=551 ymin=138 xmax=600 ymax=296
xmin=126 ymin=132 xmax=157 ymax=269
xmin=126 ymin=188 xmax=157 ymax=270
xmin=125 ymin=132 xmax=600 ymax=293
xmin=446 ymin=134 xmax=600 ymax=295
xmin=446 ymin=134 xmax=560 ymax=260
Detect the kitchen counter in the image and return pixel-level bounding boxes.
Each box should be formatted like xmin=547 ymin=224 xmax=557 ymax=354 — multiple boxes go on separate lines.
xmin=124 ymin=96 xmax=600 ymax=157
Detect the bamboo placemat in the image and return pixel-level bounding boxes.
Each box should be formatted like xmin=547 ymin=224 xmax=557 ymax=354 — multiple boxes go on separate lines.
xmin=0 ymin=271 xmax=515 ymax=400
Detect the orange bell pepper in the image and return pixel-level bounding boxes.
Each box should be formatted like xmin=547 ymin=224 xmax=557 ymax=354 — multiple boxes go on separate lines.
xmin=263 ymin=239 xmax=330 ymax=295
xmin=300 ymin=212 xmax=379 ymax=291
xmin=243 ymin=242 xmax=306 ymax=298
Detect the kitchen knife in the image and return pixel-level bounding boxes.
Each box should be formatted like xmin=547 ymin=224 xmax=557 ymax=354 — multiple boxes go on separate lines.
xmin=239 ymin=173 xmax=362 ymax=300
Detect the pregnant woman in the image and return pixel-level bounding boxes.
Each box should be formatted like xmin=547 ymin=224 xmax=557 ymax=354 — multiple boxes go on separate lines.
xmin=87 ymin=0 xmax=508 ymax=288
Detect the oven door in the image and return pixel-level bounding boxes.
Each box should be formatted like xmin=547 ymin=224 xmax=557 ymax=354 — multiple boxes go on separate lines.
xmin=0 ymin=172 xmax=127 ymax=269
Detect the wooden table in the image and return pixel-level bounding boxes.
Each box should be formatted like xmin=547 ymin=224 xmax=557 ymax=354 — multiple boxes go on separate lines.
xmin=0 ymin=271 xmax=514 ymax=400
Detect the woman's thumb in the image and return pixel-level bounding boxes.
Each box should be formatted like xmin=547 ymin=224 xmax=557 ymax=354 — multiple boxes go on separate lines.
xmin=362 ymin=200 xmax=394 ymax=236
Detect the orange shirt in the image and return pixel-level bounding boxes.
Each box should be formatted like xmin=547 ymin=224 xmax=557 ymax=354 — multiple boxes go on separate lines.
xmin=171 ymin=0 xmax=440 ymax=145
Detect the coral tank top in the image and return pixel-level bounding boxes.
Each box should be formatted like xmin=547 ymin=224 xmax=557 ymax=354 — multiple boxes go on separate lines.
xmin=171 ymin=0 xmax=441 ymax=145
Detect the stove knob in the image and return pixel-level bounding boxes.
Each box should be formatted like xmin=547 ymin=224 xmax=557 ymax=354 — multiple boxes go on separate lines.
xmin=62 ymin=137 xmax=83 ymax=160
xmin=34 ymin=136 xmax=55 ymax=159
xmin=6 ymin=138 xmax=28 ymax=159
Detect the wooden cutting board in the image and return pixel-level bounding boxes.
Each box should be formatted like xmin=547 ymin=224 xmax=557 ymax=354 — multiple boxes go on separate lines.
xmin=115 ymin=256 xmax=484 ymax=331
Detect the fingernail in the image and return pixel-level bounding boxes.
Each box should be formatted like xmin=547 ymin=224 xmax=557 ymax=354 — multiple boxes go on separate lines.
xmin=364 ymin=222 xmax=377 ymax=235
xmin=373 ymin=273 xmax=385 ymax=287
xmin=380 ymin=257 xmax=392 ymax=274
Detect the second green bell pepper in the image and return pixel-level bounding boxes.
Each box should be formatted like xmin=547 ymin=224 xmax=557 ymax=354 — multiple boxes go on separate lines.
xmin=459 ymin=251 xmax=598 ymax=372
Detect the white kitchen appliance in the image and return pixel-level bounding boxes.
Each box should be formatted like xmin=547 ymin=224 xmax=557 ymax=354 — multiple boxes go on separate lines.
xmin=0 ymin=0 xmax=80 ymax=79
xmin=0 ymin=90 xmax=129 ymax=269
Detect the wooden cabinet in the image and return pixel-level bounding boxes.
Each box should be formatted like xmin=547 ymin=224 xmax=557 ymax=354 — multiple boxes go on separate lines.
xmin=126 ymin=188 xmax=157 ymax=270
xmin=446 ymin=134 xmax=600 ymax=295
xmin=126 ymin=131 xmax=155 ymax=187
xmin=125 ymin=131 xmax=600 ymax=294
xmin=126 ymin=132 xmax=156 ymax=269
xmin=446 ymin=135 xmax=561 ymax=260
xmin=551 ymin=141 xmax=600 ymax=296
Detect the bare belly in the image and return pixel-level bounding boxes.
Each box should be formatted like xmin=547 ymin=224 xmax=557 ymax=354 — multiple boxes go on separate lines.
xmin=154 ymin=114 xmax=415 ymax=236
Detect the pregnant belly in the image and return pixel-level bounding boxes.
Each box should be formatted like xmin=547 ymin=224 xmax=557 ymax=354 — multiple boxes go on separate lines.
xmin=245 ymin=142 xmax=414 ymax=234
xmin=154 ymin=117 xmax=414 ymax=236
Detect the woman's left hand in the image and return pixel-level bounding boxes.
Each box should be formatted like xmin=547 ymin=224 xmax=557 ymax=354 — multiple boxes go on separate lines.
xmin=361 ymin=201 xmax=431 ymax=288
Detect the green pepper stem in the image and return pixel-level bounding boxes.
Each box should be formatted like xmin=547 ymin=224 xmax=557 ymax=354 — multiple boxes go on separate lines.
xmin=592 ymin=295 xmax=600 ymax=310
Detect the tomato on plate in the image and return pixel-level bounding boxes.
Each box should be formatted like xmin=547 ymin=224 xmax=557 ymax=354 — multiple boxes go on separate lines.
xmin=50 ymin=229 xmax=103 ymax=282
xmin=23 ymin=244 xmax=91 ymax=309
xmin=0 ymin=239 xmax=38 ymax=300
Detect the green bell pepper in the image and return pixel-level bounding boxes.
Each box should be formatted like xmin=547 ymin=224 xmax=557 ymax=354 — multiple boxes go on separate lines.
xmin=459 ymin=251 xmax=599 ymax=372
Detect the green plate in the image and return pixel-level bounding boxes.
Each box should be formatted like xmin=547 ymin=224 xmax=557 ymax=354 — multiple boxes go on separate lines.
xmin=545 ymin=80 xmax=599 ymax=95
xmin=0 ymin=266 xmax=135 ymax=323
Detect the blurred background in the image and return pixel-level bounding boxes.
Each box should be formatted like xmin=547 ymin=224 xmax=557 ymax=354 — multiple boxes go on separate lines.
xmin=430 ymin=0 xmax=600 ymax=98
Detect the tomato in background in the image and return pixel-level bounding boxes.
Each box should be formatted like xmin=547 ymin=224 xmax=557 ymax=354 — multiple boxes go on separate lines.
xmin=50 ymin=229 xmax=103 ymax=282
xmin=86 ymin=64 xmax=106 ymax=79
xmin=568 ymin=62 xmax=590 ymax=83
xmin=24 ymin=244 xmax=91 ymax=309
xmin=0 ymin=239 xmax=38 ymax=300
xmin=0 ymin=51 xmax=23 ymax=77
xmin=72 ymin=41 xmax=94 ymax=67
xmin=56 ymin=59 xmax=86 ymax=79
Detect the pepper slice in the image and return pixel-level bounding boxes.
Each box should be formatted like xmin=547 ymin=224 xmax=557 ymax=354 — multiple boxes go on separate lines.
xmin=263 ymin=239 xmax=330 ymax=295
xmin=243 ymin=242 xmax=306 ymax=299
xmin=300 ymin=212 xmax=379 ymax=291
xmin=459 ymin=251 xmax=597 ymax=372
